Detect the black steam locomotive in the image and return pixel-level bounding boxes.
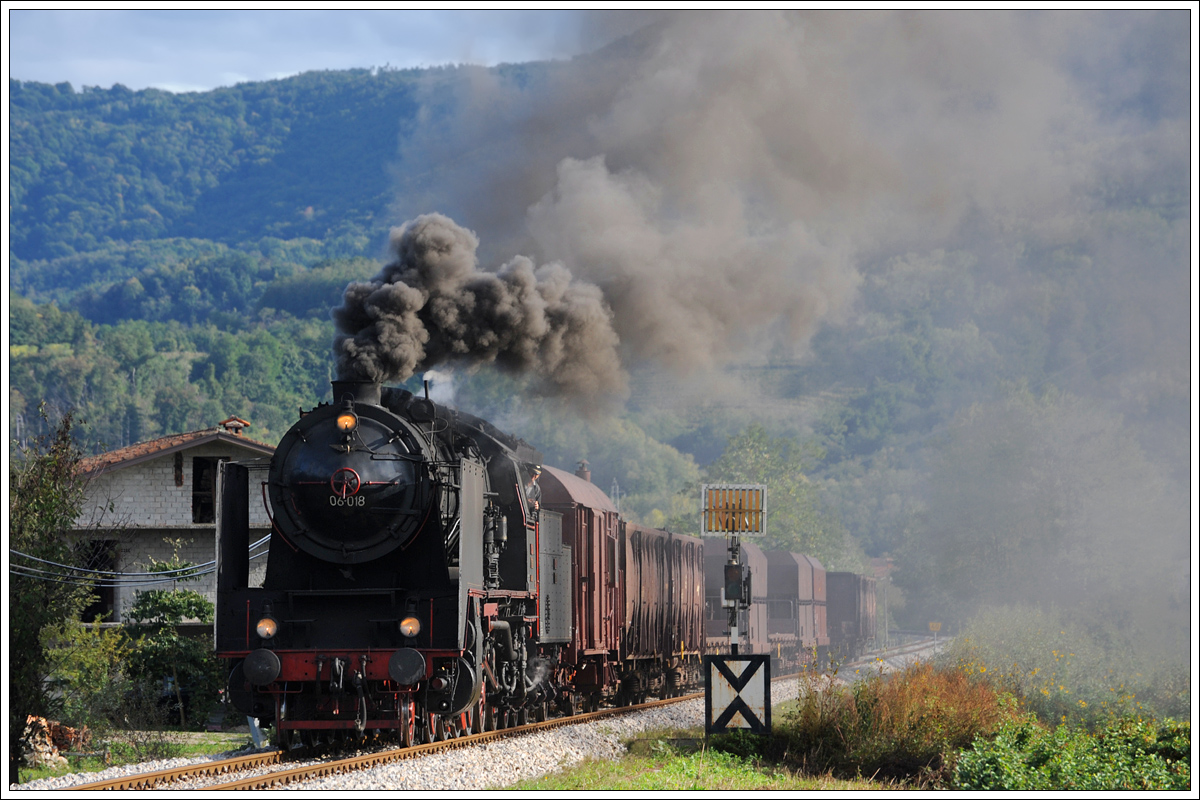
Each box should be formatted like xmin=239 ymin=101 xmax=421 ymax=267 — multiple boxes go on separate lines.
xmin=215 ymin=379 xmax=875 ymax=746
xmin=216 ymin=379 xmax=562 ymax=745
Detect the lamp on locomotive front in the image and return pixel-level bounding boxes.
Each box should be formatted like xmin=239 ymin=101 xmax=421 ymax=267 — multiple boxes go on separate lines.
xmin=335 ymin=408 xmax=358 ymax=434
xmin=255 ymin=615 xmax=278 ymax=640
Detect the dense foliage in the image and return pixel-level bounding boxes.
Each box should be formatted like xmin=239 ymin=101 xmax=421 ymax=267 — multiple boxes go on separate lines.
xmin=41 ymin=619 xmax=133 ymax=737
xmin=8 ymin=414 xmax=95 ymax=780
xmin=10 ymin=291 xmax=339 ymax=450
xmin=8 ymin=70 xmax=431 ymax=265
xmin=954 ymin=714 xmax=1190 ymax=790
xmin=123 ymin=552 xmax=222 ymax=729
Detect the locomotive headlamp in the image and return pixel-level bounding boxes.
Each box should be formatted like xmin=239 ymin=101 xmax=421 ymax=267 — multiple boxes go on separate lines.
xmin=335 ymin=411 xmax=359 ymax=433
xmin=256 ymin=616 xmax=279 ymax=639
xmin=399 ymin=616 xmax=421 ymax=638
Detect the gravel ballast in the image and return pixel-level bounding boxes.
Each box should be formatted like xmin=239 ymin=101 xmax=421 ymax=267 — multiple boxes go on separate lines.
xmin=12 ymin=681 xmax=802 ymax=792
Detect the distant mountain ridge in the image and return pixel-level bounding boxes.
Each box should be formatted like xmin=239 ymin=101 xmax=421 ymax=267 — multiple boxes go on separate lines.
xmin=9 ymin=64 xmax=547 ymax=298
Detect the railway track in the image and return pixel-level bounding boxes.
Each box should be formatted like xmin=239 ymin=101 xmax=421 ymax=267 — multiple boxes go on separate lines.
xmin=72 ymin=693 xmax=702 ymax=791
xmin=68 ymin=748 xmax=284 ymax=791
xmin=71 ymin=647 xmax=945 ymax=791
xmin=839 ymin=637 xmax=945 ymax=683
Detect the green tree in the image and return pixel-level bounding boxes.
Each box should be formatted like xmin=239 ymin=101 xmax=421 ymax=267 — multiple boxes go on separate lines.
xmin=7 ymin=411 xmax=95 ymax=780
xmin=123 ymin=548 xmax=221 ymax=729
xmin=705 ymin=425 xmax=860 ymax=570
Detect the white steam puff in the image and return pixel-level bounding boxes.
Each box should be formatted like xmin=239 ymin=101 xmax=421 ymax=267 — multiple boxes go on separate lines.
xmin=333 ymin=213 xmax=625 ymax=402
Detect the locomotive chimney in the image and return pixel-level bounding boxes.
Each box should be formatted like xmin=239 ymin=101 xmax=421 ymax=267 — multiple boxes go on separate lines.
xmin=575 ymin=459 xmax=591 ymax=483
xmin=330 ymin=379 xmax=382 ymax=406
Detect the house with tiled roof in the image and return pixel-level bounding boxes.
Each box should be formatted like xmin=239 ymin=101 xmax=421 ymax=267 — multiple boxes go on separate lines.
xmin=75 ymin=417 xmax=275 ymax=622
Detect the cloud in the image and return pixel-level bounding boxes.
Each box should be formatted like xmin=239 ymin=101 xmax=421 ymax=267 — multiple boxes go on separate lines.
xmin=7 ymin=9 xmax=587 ymax=92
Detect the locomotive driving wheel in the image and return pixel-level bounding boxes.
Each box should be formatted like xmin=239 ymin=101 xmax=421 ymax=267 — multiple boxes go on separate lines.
xmin=471 ymin=686 xmax=486 ymax=734
xmin=399 ymin=699 xmax=415 ymax=748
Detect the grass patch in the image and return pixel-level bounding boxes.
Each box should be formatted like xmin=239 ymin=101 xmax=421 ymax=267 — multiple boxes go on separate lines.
xmin=510 ymin=733 xmax=885 ymax=791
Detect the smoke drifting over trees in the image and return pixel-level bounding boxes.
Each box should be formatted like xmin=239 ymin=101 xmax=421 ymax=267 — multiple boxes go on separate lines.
xmin=382 ymin=12 xmax=1187 ymax=406
xmin=359 ymin=10 xmax=1190 ymax=668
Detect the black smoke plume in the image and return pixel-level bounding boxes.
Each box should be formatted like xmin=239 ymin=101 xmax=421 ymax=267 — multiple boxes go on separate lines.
xmin=332 ymin=213 xmax=625 ymax=403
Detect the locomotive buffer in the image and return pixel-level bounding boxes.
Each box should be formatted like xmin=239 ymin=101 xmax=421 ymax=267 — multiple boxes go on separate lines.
xmin=701 ymin=485 xmax=770 ymax=736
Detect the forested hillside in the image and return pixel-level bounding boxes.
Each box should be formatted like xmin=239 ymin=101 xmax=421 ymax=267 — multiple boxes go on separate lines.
xmin=8 ymin=12 xmax=1190 ymax=681
xmin=9 ymin=68 xmax=422 ymax=267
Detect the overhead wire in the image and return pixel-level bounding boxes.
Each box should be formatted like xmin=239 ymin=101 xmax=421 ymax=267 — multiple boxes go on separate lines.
xmin=8 ymin=536 xmax=271 ymax=588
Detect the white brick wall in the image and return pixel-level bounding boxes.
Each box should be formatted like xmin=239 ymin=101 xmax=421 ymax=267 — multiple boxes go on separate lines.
xmin=108 ymin=528 xmax=269 ymax=623
xmin=78 ymin=444 xmax=273 ymax=530
xmin=74 ymin=442 xmax=275 ymax=622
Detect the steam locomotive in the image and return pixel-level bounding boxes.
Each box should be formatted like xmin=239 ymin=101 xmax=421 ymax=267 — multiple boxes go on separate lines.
xmin=215 ymin=379 xmax=874 ymax=746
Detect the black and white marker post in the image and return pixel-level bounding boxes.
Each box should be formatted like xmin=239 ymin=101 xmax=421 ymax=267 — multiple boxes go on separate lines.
xmin=701 ymin=484 xmax=770 ymax=736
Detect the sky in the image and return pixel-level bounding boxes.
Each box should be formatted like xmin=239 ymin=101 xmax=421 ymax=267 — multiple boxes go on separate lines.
xmin=6 ymin=8 xmax=612 ymax=93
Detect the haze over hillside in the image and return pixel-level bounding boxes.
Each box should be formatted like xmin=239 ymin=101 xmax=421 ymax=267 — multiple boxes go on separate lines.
xmin=9 ymin=12 xmax=1191 ymax=684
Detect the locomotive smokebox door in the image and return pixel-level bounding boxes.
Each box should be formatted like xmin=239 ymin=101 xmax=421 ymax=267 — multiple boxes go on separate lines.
xmin=266 ymin=397 xmax=436 ymax=564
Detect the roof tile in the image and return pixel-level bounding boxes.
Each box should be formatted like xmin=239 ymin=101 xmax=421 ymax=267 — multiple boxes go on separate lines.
xmin=80 ymin=427 xmax=275 ymax=475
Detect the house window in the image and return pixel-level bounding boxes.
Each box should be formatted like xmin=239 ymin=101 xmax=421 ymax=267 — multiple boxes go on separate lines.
xmin=192 ymin=457 xmax=223 ymax=523
xmin=80 ymin=540 xmax=117 ymax=623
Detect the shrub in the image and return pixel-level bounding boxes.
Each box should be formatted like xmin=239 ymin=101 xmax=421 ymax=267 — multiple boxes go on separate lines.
xmin=777 ymin=661 xmax=1018 ymax=785
xmin=37 ymin=618 xmax=190 ymax=767
xmin=954 ymin=714 xmax=1190 ymax=790
xmin=42 ymin=619 xmax=132 ymax=734
xmin=123 ymin=549 xmax=222 ymax=729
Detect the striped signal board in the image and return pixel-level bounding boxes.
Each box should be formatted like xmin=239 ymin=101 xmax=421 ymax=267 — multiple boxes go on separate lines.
xmin=701 ymin=484 xmax=766 ymax=537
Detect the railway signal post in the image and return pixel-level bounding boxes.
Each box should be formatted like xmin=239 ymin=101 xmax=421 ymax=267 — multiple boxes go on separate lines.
xmin=701 ymin=484 xmax=770 ymax=735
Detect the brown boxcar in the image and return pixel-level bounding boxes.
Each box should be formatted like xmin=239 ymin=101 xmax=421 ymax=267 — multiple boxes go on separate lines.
xmin=801 ymin=554 xmax=830 ymax=663
xmin=539 ymin=464 xmax=622 ymax=710
xmin=704 ymin=539 xmax=769 ymax=655
xmin=766 ymin=551 xmax=830 ymax=670
xmin=826 ymin=571 xmax=877 ymax=661
xmin=619 ymin=522 xmax=705 ymax=700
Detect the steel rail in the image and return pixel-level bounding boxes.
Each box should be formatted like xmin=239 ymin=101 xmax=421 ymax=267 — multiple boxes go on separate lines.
xmin=72 ymin=748 xmax=284 ymax=791
xmin=209 ymin=693 xmax=703 ymax=790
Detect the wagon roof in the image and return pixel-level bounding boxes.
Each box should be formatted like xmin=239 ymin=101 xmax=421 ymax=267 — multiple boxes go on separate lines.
xmin=540 ymin=464 xmax=618 ymax=513
xmin=800 ymin=553 xmax=825 ymax=571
